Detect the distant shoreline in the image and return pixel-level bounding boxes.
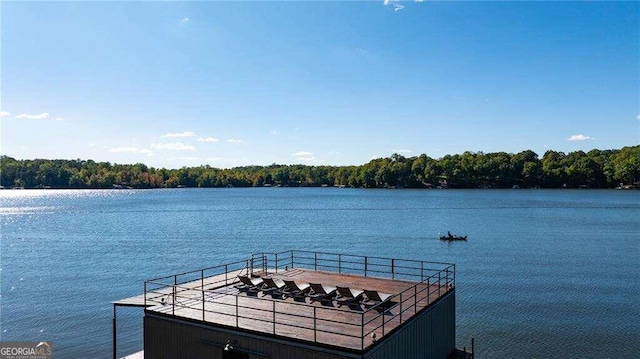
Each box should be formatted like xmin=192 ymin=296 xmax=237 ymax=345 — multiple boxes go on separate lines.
xmin=0 ymin=185 xmax=637 ymax=191
xmin=1 ymin=145 xmax=638 ymax=190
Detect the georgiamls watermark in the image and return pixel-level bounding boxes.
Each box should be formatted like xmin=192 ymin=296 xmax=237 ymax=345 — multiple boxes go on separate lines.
xmin=0 ymin=342 xmax=52 ymax=359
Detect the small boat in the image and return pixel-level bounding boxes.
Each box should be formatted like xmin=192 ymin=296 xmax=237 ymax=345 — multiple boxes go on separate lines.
xmin=439 ymin=234 xmax=467 ymax=241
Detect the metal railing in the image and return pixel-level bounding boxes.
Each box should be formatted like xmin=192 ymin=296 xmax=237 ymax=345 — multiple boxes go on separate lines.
xmin=144 ymin=250 xmax=455 ymax=351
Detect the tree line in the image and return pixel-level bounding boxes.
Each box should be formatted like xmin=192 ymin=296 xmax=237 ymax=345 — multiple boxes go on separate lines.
xmin=1 ymin=146 xmax=639 ymax=189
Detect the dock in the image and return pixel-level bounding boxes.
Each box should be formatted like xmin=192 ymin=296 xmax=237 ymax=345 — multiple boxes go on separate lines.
xmin=114 ymin=250 xmax=459 ymax=359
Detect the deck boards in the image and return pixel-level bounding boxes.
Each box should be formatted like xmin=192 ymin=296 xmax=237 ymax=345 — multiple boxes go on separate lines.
xmin=144 ymin=268 xmax=452 ymax=351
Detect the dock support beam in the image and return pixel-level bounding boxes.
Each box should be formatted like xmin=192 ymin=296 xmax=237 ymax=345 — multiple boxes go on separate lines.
xmin=113 ymin=304 xmax=117 ymax=359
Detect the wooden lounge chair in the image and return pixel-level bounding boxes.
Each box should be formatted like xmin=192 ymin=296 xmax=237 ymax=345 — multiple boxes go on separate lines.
xmin=235 ymin=275 xmax=264 ymax=294
xmin=308 ymin=283 xmax=337 ymax=304
xmin=362 ymin=289 xmax=396 ymax=312
xmin=261 ymin=277 xmax=286 ymax=297
xmin=282 ymin=280 xmax=311 ymax=300
xmin=335 ymin=286 xmax=364 ymax=307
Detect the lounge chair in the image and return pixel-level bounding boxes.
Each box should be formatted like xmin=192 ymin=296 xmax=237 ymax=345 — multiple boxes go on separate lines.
xmin=335 ymin=286 xmax=364 ymax=307
xmin=235 ymin=275 xmax=264 ymax=294
xmin=308 ymin=283 xmax=337 ymax=304
xmin=282 ymin=280 xmax=311 ymax=300
xmin=362 ymin=289 xmax=396 ymax=312
xmin=261 ymin=277 xmax=286 ymax=297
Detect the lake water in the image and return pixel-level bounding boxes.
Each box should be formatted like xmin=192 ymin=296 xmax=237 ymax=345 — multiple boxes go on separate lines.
xmin=0 ymin=188 xmax=638 ymax=358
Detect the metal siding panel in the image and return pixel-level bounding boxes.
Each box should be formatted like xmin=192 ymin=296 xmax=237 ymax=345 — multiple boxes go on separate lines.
xmin=144 ymin=314 xmax=357 ymax=359
xmin=364 ymin=291 xmax=455 ymax=359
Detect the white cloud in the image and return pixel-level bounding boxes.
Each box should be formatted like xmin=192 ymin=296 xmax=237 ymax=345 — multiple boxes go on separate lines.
xmin=15 ymin=112 xmax=50 ymax=120
xmin=207 ymin=157 xmax=223 ymax=162
xmin=567 ymin=134 xmax=594 ymax=141
xmin=109 ymin=147 xmax=140 ymax=153
xmin=140 ymin=149 xmax=154 ymax=155
xmin=198 ymin=137 xmax=219 ymax=142
xmin=176 ymin=16 xmax=190 ymax=26
xmin=162 ymin=131 xmax=194 ymax=138
xmin=0 ymin=111 xmax=10 ymax=118
xmin=294 ymin=156 xmax=325 ymax=164
xmin=178 ymin=156 xmax=199 ymax=161
xmin=176 ymin=16 xmax=190 ymax=28
xmin=14 ymin=112 xmax=64 ymax=121
xmin=292 ymin=151 xmax=313 ymax=157
xmin=88 ymin=143 xmax=96 ymax=147
xmin=392 ymin=149 xmax=412 ymax=154
xmin=227 ymin=139 xmax=242 ymax=143
xmin=151 ymin=142 xmax=196 ymax=151
xmin=637 ymin=115 xmax=640 ymax=121
xmin=355 ymin=48 xmax=368 ymax=55
xmin=384 ymin=0 xmax=404 ymax=11
xmin=269 ymin=130 xmax=280 ymax=135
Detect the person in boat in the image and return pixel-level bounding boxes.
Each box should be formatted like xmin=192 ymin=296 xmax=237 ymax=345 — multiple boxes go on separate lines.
xmin=447 ymin=231 xmax=453 ymax=238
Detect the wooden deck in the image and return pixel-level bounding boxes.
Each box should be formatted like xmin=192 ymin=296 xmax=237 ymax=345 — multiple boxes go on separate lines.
xmin=143 ymin=268 xmax=453 ymax=351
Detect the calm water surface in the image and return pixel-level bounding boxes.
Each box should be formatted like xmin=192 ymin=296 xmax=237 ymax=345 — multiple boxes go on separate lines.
xmin=1 ymin=188 xmax=638 ymax=358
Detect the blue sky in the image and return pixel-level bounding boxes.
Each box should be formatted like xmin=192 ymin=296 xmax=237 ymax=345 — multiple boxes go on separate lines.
xmin=1 ymin=1 xmax=638 ymax=169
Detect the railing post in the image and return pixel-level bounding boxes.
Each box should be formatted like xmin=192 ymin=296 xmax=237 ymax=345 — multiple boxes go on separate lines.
xmin=235 ymin=295 xmax=239 ymax=327
xmin=314 ymin=252 xmax=318 ymax=271
xmin=454 ymin=264 xmax=456 ymax=287
xmin=364 ymin=256 xmax=368 ymax=277
xmin=143 ymin=282 xmax=147 ymax=306
xmin=472 ymin=337 xmax=475 ymax=358
xmin=275 ymin=253 xmax=279 ymax=273
xmin=438 ymin=271 xmax=441 ymax=296
xmin=173 ymin=275 xmax=177 ymax=316
xmin=272 ymin=301 xmax=276 ymax=334
xmin=414 ymin=285 xmax=417 ymax=313
xmin=202 ymin=290 xmax=205 ymax=321
xmin=421 ymin=261 xmax=424 ymax=281
xmin=338 ymin=254 xmax=342 ymax=274
xmin=392 ymin=258 xmax=395 ymax=280
xmin=313 ymin=307 xmax=317 ymax=342
xmin=291 ymin=251 xmax=294 ymax=269
xmin=201 ymin=269 xmax=204 ymax=289
xmin=263 ymin=253 xmax=267 ymax=273
xmin=361 ymin=311 xmax=365 ymax=350
xmin=382 ymin=308 xmax=385 ymax=336
xmin=445 ymin=268 xmax=449 ymax=288
xmin=399 ymin=292 xmax=403 ymax=323
xmin=427 ymin=277 xmax=430 ymax=305
xmin=225 ymin=265 xmax=228 ymax=286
